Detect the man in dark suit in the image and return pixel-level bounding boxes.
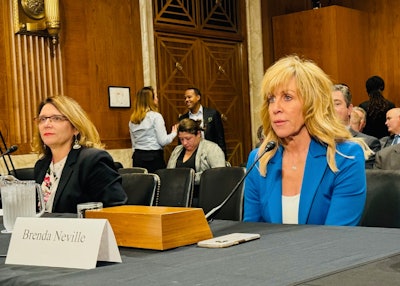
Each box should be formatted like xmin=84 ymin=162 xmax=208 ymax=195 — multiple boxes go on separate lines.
xmin=179 ymin=87 xmax=226 ymax=155
xmin=333 ymin=84 xmax=381 ymax=168
xmin=374 ymin=144 xmax=400 ymax=169
xmin=379 ymin=108 xmax=400 ymax=148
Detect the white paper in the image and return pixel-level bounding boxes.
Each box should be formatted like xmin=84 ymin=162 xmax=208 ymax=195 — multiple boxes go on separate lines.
xmin=5 ymin=217 xmax=121 ymax=269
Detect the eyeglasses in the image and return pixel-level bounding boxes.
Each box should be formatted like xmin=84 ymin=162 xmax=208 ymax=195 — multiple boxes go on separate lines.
xmin=34 ymin=115 xmax=68 ymax=124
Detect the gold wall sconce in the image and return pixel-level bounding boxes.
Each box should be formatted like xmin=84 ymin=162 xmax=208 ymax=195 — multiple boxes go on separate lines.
xmin=13 ymin=0 xmax=61 ymax=56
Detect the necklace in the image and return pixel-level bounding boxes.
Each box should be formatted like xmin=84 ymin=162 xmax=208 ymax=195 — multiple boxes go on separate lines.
xmin=50 ymin=160 xmax=64 ymax=180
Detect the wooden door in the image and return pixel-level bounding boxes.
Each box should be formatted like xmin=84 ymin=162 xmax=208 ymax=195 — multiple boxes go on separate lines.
xmin=155 ymin=33 xmax=250 ymax=166
xmin=153 ymin=0 xmax=251 ymax=166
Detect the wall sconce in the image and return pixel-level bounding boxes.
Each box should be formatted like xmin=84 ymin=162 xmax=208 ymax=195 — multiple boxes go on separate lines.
xmin=13 ymin=0 xmax=61 ymax=56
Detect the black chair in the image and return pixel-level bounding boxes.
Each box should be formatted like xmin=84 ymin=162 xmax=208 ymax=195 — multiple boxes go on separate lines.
xmin=114 ymin=162 xmax=124 ymax=170
xmin=120 ymin=173 xmax=160 ymax=206
xmin=360 ymin=169 xmax=400 ymax=228
xmin=118 ymin=167 xmax=148 ymax=174
xmin=9 ymin=167 xmax=35 ymax=181
xmin=153 ymin=168 xmax=195 ymax=207
xmin=198 ymin=166 xmax=246 ymax=221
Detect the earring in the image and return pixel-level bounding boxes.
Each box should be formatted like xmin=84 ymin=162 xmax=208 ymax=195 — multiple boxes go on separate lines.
xmin=73 ymin=134 xmax=81 ymax=149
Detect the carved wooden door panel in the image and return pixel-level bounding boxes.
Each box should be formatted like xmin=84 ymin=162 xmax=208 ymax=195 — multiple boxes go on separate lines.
xmin=153 ymin=0 xmax=250 ymax=166
xmin=155 ymin=33 xmax=251 ymax=166
xmin=200 ymin=39 xmax=249 ymax=166
xmin=154 ymin=32 xmax=199 ymax=161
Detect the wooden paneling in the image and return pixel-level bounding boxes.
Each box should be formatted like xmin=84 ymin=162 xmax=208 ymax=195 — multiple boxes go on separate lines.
xmin=153 ymin=0 xmax=243 ymax=40
xmin=0 ymin=1 xmax=63 ymax=154
xmin=349 ymin=0 xmax=400 ymax=107
xmin=263 ymin=0 xmax=400 ymax=107
xmin=0 ymin=1 xmax=14 ymax=148
xmin=11 ymin=35 xmax=64 ymax=151
xmin=272 ymin=6 xmax=369 ymax=106
xmin=154 ymin=0 xmax=251 ymax=166
xmin=61 ymin=0 xmax=144 ymax=149
xmin=0 ymin=0 xmax=144 ymax=155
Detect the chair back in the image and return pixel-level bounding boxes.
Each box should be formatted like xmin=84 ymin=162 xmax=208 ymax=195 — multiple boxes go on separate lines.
xmin=198 ymin=166 xmax=245 ymax=221
xmin=153 ymin=168 xmax=195 ymax=207
xmin=9 ymin=167 xmax=35 ymax=181
xmin=360 ymin=169 xmax=400 ymax=227
xmin=114 ymin=161 xmax=124 ymax=170
xmin=118 ymin=167 xmax=148 ymax=174
xmin=120 ymin=173 xmax=160 ymax=206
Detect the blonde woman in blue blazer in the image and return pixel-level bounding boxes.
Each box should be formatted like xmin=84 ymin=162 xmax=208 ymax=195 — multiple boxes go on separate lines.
xmin=244 ymin=56 xmax=371 ymax=226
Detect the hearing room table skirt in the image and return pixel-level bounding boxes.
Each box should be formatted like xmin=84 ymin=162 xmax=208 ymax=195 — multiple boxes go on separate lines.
xmin=0 ymin=216 xmax=400 ymax=286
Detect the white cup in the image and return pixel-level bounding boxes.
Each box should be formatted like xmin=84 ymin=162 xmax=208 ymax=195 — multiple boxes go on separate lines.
xmin=1 ymin=180 xmax=45 ymax=233
xmin=77 ymin=202 xmax=103 ymax=218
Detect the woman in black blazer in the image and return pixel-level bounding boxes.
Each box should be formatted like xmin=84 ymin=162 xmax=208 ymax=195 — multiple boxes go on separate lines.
xmin=32 ymin=95 xmax=127 ymax=213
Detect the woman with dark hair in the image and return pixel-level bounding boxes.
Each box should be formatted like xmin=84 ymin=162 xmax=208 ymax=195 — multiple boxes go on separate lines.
xmin=129 ymin=86 xmax=177 ymax=173
xmin=167 ymin=118 xmax=225 ymax=183
xmin=359 ymin=76 xmax=395 ymax=139
xmin=167 ymin=118 xmax=226 ymax=205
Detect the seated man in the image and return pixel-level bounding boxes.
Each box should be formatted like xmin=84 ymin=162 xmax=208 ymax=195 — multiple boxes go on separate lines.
xmin=332 ymin=84 xmax=380 ymax=169
xmin=380 ymin=108 xmax=400 ymax=148
xmin=350 ymin=106 xmax=367 ymax=132
xmin=374 ymin=144 xmax=400 ymax=169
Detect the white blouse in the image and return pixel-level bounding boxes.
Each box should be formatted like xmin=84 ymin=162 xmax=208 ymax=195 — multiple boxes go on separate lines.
xmin=282 ymin=194 xmax=300 ymax=224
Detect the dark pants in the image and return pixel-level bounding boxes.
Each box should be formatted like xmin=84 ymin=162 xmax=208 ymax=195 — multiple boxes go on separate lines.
xmin=132 ymin=149 xmax=166 ymax=173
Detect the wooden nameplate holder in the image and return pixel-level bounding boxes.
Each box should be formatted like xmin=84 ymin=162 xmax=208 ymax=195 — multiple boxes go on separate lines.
xmin=85 ymin=205 xmax=213 ymax=250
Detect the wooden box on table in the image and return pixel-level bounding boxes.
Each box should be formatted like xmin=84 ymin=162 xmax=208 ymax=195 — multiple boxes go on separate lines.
xmin=85 ymin=205 xmax=213 ymax=250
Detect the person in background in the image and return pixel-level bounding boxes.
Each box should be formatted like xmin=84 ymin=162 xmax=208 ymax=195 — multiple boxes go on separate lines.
xmin=244 ymin=55 xmax=371 ymax=226
xmin=32 ymin=95 xmax=127 ymax=213
xmin=167 ymin=118 xmax=226 ymax=206
xmin=359 ymin=75 xmax=395 ymax=139
xmin=129 ymin=86 xmax=177 ymax=173
xmin=255 ymin=125 xmax=265 ymax=148
xmin=350 ymin=106 xmax=367 ymax=133
xmin=374 ymin=143 xmax=400 ymax=169
xmin=332 ymin=84 xmax=380 ymax=169
xmin=380 ymin=107 xmax=400 ymax=148
xmin=179 ymin=87 xmax=227 ymax=156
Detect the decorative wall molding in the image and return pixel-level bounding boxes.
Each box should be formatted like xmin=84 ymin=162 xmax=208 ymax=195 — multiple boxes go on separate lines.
xmin=139 ymin=0 xmax=157 ymax=88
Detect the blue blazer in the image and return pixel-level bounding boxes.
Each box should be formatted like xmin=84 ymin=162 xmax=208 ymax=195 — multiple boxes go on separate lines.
xmin=244 ymin=139 xmax=366 ymax=226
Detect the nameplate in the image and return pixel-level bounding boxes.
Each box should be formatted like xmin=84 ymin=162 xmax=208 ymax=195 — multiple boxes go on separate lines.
xmin=5 ymin=217 xmax=122 ymax=269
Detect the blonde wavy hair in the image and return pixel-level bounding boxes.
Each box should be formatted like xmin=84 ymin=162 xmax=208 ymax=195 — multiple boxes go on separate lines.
xmin=258 ymin=55 xmax=371 ymax=176
xmin=32 ymin=95 xmax=104 ymax=155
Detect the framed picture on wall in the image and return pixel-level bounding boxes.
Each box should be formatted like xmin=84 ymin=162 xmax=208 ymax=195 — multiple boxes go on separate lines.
xmin=108 ymin=86 xmax=131 ymax=108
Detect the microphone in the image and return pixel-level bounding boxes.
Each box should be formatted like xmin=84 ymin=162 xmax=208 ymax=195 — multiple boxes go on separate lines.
xmin=0 ymin=145 xmax=18 ymax=158
xmin=205 ymin=141 xmax=276 ymax=221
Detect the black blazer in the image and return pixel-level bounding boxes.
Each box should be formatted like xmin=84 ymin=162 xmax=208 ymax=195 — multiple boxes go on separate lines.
xmin=374 ymin=143 xmax=400 ymax=169
xmin=34 ymin=147 xmax=127 ymax=213
xmin=179 ymin=106 xmax=226 ymax=155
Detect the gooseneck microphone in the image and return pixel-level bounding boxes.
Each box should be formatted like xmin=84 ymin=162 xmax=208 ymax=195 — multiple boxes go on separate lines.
xmin=205 ymin=141 xmax=276 ymax=221
xmin=0 ymin=145 xmax=18 ymax=158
